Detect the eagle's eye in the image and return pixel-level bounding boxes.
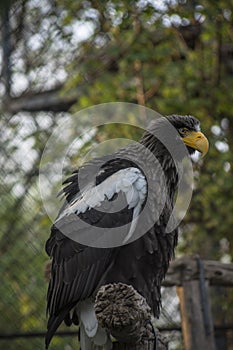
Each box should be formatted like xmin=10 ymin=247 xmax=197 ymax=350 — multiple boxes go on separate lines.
xmin=179 ymin=127 xmax=189 ymax=136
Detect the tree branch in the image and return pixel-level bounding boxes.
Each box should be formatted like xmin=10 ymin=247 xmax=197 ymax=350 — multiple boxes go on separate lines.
xmin=2 ymin=86 xmax=78 ymax=113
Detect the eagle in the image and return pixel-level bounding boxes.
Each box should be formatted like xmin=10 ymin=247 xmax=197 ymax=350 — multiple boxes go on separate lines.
xmin=45 ymin=115 xmax=208 ymax=349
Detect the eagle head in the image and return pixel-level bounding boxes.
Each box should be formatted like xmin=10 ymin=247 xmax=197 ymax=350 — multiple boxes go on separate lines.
xmin=166 ymin=114 xmax=209 ymax=157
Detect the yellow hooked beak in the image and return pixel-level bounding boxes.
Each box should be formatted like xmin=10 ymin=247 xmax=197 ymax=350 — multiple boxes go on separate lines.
xmin=182 ymin=131 xmax=209 ymax=157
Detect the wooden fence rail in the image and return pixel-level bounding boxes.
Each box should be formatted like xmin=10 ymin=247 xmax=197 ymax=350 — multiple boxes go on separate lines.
xmin=163 ymin=256 xmax=233 ymax=287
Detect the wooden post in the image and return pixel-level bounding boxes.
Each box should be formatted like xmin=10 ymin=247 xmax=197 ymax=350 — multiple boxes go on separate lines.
xmin=161 ymin=257 xmax=233 ymax=349
xmin=176 ymin=257 xmax=216 ymax=350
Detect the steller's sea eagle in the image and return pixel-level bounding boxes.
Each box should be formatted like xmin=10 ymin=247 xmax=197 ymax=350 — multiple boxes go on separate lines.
xmin=45 ymin=115 xmax=208 ymax=349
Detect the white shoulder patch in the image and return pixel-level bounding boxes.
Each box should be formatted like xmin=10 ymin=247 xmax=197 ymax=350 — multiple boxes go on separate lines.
xmin=56 ymin=167 xmax=147 ymax=241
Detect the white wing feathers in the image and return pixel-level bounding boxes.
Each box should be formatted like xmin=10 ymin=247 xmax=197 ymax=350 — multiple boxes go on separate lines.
xmin=56 ymin=168 xmax=147 ymax=239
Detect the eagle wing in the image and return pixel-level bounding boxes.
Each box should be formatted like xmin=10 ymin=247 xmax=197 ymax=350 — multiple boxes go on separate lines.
xmin=45 ymin=160 xmax=147 ymax=347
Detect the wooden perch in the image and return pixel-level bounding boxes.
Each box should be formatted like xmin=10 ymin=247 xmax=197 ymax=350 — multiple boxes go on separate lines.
xmin=95 ymin=283 xmax=168 ymax=350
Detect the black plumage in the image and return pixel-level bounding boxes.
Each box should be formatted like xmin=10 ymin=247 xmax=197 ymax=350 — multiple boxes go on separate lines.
xmin=45 ymin=115 xmax=207 ymax=348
